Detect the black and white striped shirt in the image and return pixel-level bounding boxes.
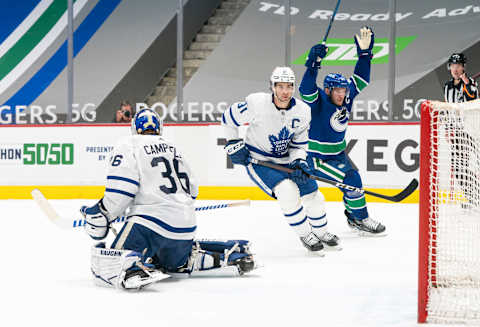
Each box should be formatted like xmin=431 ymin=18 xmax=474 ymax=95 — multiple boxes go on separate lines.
xmin=443 ymin=77 xmax=479 ymax=103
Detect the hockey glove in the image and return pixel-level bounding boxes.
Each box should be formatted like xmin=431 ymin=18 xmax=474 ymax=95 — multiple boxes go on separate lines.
xmin=305 ymin=44 xmax=328 ymax=69
xmin=288 ymin=159 xmax=311 ymax=185
xmin=354 ymin=26 xmax=374 ymax=57
xmin=225 ymin=139 xmax=250 ymax=166
xmin=81 ymin=199 xmax=110 ymax=240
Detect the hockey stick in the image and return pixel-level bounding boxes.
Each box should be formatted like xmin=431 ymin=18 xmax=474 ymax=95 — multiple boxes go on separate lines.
xmin=250 ymin=159 xmax=418 ymax=203
xmin=322 ymin=0 xmax=341 ymax=44
xmin=31 ymin=188 xmax=74 ymax=229
xmin=316 ymin=0 xmax=341 ymax=67
xmin=31 ymin=189 xmax=251 ymax=229
xmin=70 ymin=200 xmax=252 ymax=228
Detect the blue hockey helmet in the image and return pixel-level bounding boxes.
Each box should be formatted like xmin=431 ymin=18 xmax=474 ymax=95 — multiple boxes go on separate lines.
xmin=323 ymin=73 xmax=349 ymax=90
xmin=131 ymin=108 xmax=163 ymax=135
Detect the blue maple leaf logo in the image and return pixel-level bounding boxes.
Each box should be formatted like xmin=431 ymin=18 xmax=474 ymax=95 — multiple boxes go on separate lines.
xmin=268 ymin=126 xmax=293 ymax=156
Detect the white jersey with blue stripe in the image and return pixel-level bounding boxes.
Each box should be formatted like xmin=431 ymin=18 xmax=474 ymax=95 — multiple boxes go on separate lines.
xmin=222 ymin=92 xmax=311 ymax=164
xmin=102 ymin=135 xmax=198 ymax=241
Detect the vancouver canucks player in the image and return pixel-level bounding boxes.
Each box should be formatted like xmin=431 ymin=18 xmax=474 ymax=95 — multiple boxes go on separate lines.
xmin=299 ymin=27 xmax=386 ymax=235
xmin=222 ymin=67 xmax=340 ymax=254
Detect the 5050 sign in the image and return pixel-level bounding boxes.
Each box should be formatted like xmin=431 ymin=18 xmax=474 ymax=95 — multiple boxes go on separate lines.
xmin=23 ymin=143 xmax=74 ymax=165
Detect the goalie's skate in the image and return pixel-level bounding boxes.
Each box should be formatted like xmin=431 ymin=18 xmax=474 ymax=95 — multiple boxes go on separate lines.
xmin=177 ymin=241 xmax=258 ymax=277
xmin=228 ymin=252 xmax=255 ymax=275
xmin=300 ymin=232 xmax=325 ymax=254
xmin=121 ymin=264 xmax=168 ymax=290
xmin=91 ymin=243 xmax=168 ymax=290
xmin=345 ymin=211 xmax=386 ymax=237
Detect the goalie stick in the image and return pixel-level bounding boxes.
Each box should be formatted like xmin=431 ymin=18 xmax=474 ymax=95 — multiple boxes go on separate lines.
xmin=250 ymin=159 xmax=418 ymax=203
xmin=31 ymin=189 xmax=251 ymax=229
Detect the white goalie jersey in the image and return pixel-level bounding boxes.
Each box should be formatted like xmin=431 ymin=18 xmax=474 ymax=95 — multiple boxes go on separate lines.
xmin=102 ymin=135 xmax=199 ymax=241
xmin=222 ymin=92 xmax=311 ymax=164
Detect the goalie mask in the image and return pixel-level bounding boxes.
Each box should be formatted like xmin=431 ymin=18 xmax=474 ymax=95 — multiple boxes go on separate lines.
xmin=131 ymin=108 xmax=163 ymax=135
xmin=270 ymin=66 xmax=295 ymax=100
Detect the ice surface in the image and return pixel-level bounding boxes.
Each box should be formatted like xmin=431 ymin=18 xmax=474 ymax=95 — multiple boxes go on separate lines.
xmin=1 ymin=199 xmax=443 ymax=327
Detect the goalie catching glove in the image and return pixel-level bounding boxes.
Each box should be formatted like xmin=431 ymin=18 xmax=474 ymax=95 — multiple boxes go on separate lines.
xmin=354 ymin=26 xmax=374 ymax=57
xmin=80 ymin=199 xmax=111 ymax=240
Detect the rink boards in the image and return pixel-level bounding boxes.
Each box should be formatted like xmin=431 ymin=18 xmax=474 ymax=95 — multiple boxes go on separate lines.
xmin=0 ymin=123 xmax=419 ymax=202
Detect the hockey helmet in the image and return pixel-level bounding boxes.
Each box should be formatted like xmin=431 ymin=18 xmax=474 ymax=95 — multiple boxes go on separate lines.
xmin=270 ymin=66 xmax=295 ymax=91
xmin=324 ymin=73 xmax=349 ymax=90
xmin=448 ymin=53 xmax=466 ymax=66
xmin=131 ymin=108 xmax=163 ymax=135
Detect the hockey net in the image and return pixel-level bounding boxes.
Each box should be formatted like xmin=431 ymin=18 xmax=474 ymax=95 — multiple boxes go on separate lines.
xmin=419 ymin=100 xmax=480 ymax=324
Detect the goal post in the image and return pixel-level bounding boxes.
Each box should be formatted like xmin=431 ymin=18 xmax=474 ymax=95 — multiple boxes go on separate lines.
xmin=419 ymin=100 xmax=480 ymax=324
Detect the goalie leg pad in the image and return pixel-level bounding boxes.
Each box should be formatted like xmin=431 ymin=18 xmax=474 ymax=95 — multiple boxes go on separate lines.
xmin=273 ymin=179 xmax=311 ymax=237
xmin=90 ymin=242 xmax=168 ymax=290
xmin=178 ymin=242 xmax=256 ymax=277
xmin=194 ymin=239 xmax=252 ymax=254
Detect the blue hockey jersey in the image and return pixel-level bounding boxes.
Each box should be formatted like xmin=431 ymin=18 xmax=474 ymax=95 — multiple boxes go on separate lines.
xmin=299 ymin=55 xmax=371 ymax=160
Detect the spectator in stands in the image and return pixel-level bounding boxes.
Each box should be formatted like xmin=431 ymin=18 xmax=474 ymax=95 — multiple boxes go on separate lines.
xmin=114 ymin=100 xmax=134 ymax=123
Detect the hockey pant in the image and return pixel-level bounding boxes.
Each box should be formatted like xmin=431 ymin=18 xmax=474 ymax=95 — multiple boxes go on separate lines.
xmin=245 ymin=162 xmax=327 ymax=236
xmin=111 ymin=221 xmax=253 ymax=275
xmin=308 ymin=153 xmax=369 ymax=220
xmin=111 ymin=221 xmax=193 ymax=272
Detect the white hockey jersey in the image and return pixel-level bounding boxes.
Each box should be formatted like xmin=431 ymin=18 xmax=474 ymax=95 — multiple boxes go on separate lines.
xmin=102 ymin=135 xmax=199 ymax=241
xmin=222 ymin=92 xmax=311 ymax=164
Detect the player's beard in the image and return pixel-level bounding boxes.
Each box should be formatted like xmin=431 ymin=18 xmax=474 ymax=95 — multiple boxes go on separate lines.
xmin=274 ymin=91 xmax=292 ymax=106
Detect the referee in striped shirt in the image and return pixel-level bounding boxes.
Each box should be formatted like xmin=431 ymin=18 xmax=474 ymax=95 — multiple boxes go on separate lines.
xmin=443 ymin=52 xmax=479 ymax=209
xmin=444 ymin=53 xmax=478 ymax=103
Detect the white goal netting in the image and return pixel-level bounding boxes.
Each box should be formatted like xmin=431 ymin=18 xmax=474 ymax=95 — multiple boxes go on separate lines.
xmin=424 ymin=100 xmax=480 ymax=324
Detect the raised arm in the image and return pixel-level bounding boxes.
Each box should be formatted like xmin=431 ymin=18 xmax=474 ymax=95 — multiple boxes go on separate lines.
xmin=299 ymin=44 xmax=328 ymax=105
xmin=349 ymin=27 xmax=373 ymax=99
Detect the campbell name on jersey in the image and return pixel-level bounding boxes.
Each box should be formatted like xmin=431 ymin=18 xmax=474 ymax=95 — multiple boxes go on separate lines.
xmin=222 ymin=92 xmax=311 ymax=164
xmin=102 ymin=135 xmax=198 ymax=241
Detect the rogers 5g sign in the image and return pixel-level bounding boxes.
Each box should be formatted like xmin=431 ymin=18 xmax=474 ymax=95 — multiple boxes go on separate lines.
xmin=0 ymin=103 xmax=96 ymax=124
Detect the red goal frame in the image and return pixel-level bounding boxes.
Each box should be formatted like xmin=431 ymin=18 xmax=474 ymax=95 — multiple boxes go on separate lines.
xmin=418 ymin=101 xmax=438 ymax=323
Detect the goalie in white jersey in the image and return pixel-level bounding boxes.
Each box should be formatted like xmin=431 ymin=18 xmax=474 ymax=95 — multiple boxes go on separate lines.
xmin=80 ymin=108 xmax=255 ymax=289
xmin=222 ymin=67 xmax=340 ymax=253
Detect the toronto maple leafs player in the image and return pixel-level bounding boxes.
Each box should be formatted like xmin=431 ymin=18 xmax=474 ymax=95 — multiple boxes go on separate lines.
xmin=222 ymin=67 xmax=340 ymax=253
xmin=299 ymin=27 xmax=385 ymax=235
xmin=80 ymin=108 xmax=255 ymax=290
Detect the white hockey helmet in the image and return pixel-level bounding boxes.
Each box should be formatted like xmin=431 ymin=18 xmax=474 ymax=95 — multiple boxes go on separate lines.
xmin=131 ymin=108 xmax=163 ymax=136
xmin=270 ymin=66 xmax=295 ymax=93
